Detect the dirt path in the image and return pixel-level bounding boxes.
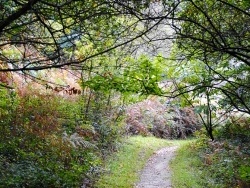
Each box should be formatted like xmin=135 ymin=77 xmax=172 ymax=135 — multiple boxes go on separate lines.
xmin=135 ymin=146 xmax=179 ymax=188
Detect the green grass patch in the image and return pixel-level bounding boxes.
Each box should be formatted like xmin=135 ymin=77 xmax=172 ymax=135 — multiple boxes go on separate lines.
xmin=96 ymin=136 xmax=175 ymax=188
xmin=170 ymin=140 xmax=205 ymax=188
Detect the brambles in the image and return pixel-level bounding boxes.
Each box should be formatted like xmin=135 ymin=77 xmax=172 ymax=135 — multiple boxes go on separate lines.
xmin=126 ymin=98 xmax=201 ymax=139
xmin=0 ymin=87 xmax=124 ymax=187
xmin=190 ymin=118 xmax=250 ymax=188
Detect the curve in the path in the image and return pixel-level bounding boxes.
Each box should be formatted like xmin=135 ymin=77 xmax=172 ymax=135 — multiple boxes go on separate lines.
xmin=135 ymin=145 xmax=179 ymax=188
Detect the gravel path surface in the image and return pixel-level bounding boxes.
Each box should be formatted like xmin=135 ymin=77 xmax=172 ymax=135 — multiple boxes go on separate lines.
xmin=135 ymin=146 xmax=179 ymax=188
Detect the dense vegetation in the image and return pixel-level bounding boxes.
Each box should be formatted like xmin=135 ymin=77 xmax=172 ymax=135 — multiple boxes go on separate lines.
xmin=171 ymin=121 xmax=250 ymax=188
xmin=0 ymin=0 xmax=249 ymax=187
xmin=0 ymin=87 xmax=125 ymax=187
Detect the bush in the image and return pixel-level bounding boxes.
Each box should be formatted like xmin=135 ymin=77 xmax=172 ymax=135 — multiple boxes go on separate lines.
xmin=126 ymin=98 xmax=201 ymax=139
xmin=0 ymin=91 xmax=101 ymax=187
xmin=192 ymin=121 xmax=250 ymax=188
xmin=215 ymin=116 xmax=250 ymax=142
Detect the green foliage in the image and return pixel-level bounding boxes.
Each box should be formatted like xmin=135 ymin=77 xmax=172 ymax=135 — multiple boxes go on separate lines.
xmin=165 ymin=43 xmax=250 ymax=140
xmin=0 ymin=88 xmax=18 ymax=118
xmin=78 ymin=90 xmax=126 ymax=155
xmin=0 ymin=91 xmax=102 ymax=187
xmin=176 ymin=124 xmax=250 ymax=188
xmin=166 ymin=0 xmax=250 ymax=140
xmin=215 ymin=117 xmax=250 ymax=141
xmin=178 ymin=0 xmax=250 ymax=54
xmin=0 ymin=0 xmax=153 ymax=72
xmin=172 ymin=135 xmax=250 ymax=188
xmin=57 ymin=98 xmax=86 ymax=133
xmin=82 ymin=55 xmax=164 ymax=95
xmin=239 ymin=165 xmax=250 ymax=182
xmin=174 ymin=0 xmax=250 ymax=114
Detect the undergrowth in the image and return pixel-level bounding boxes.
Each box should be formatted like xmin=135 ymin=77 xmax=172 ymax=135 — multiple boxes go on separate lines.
xmin=126 ymin=98 xmax=201 ymax=139
xmin=171 ymin=118 xmax=250 ymax=188
xmin=0 ymin=88 xmax=124 ymax=187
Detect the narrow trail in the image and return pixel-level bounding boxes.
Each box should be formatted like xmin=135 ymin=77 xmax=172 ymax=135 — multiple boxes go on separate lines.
xmin=135 ymin=145 xmax=179 ymax=188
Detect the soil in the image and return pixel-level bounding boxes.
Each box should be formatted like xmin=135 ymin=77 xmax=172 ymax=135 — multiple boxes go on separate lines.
xmin=135 ymin=146 xmax=179 ymax=188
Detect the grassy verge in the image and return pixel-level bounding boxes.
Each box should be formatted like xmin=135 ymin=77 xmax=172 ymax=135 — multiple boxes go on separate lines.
xmin=170 ymin=140 xmax=204 ymax=188
xmin=96 ymin=136 xmax=176 ymax=188
xmin=170 ymin=139 xmax=224 ymax=188
xmin=170 ymin=135 xmax=250 ymax=188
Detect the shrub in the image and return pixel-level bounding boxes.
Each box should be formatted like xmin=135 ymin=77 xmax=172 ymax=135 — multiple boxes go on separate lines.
xmin=215 ymin=116 xmax=250 ymax=142
xmin=126 ymin=98 xmax=201 ymax=139
xmin=0 ymin=91 xmax=101 ymax=187
xmin=193 ymin=121 xmax=250 ymax=188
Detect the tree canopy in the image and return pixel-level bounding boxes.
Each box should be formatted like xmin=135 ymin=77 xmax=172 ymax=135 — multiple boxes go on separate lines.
xmin=164 ymin=0 xmax=250 ymax=139
xmin=0 ymin=0 xmax=172 ymax=72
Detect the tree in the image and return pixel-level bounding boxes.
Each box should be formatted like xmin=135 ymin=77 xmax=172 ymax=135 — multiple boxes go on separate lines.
xmin=171 ymin=0 xmax=250 ymax=112
xmin=0 ymin=0 xmax=173 ymax=72
xmin=175 ymin=0 xmax=250 ymax=63
xmin=165 ymin=48 xmax=224 ymax=140
xmin=82 ymin=54 xmax=164 ymax=95
xmin=162 ymin=0 xmax=250 ymax=139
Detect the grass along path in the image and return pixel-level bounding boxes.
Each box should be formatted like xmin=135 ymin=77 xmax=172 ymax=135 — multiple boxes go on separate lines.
xmin=95 ymin=136 xmax=189 ymax=188
xmin=170 ymin=140 xmax=202 ymax=188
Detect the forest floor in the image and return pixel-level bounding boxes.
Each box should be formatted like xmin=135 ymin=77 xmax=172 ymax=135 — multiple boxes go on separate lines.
xmin=135 ymin=145 xmax=179 ymax=188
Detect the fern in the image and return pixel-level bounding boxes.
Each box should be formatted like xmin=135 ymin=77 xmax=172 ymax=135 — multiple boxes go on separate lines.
xmin=63 ymin=132 xmax=97 ymax=149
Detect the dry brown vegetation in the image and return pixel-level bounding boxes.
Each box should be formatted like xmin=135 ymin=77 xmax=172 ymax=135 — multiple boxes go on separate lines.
xmin=125 ymin=97 xmax=201 ymax=139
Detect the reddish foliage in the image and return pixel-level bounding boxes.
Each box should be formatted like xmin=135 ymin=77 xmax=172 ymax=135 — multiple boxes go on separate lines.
xmin=126 ymin=98 xmax=201 ymax=138
xmin=12 ymin=93 xmax=61 ymax=139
